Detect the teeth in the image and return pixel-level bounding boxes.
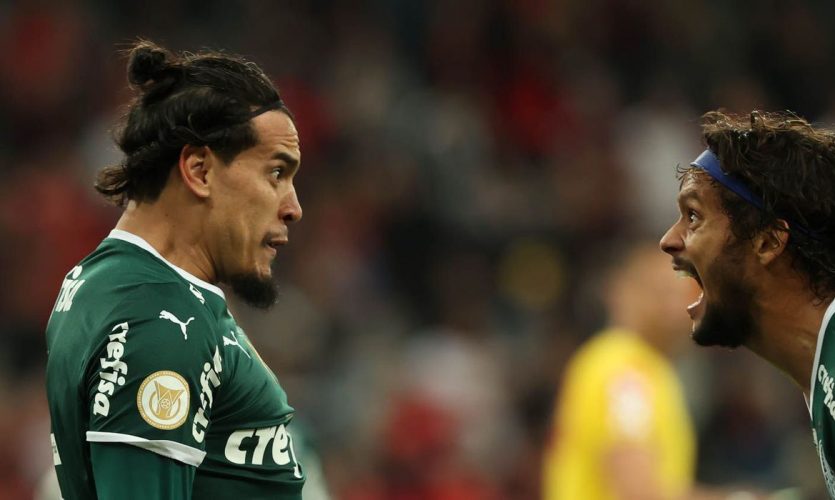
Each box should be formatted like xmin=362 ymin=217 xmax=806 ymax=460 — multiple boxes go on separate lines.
xmin=688 ymin=291 xmax=704 ymax=309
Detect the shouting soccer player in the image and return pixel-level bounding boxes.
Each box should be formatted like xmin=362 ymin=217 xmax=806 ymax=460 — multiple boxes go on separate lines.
xmin=661 ymin=110 xmax=835 ymax=497
xmin=46 ymin=41 xmax=305 ymax=499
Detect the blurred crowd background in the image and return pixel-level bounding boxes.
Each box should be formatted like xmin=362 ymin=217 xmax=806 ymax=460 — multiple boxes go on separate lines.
xmin=2 ymin=0 xmax=835 ymax=498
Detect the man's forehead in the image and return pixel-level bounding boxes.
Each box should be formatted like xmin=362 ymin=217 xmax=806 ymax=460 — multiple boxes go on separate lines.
xmin=678 ymin=169 xmax=726 ymax=207
xmin=251 ymin=111 xmax=301 ymax=156
xmin=254 ymin=110 xmax=298 ymax=138
xmin=679 ymin=169 xmax=710 ymax=193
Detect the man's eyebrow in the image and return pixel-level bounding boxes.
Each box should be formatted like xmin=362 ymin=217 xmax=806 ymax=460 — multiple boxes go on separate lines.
xmin=677 ymin=189 xmax=701 ymax=205
xmin=271 ymin=151 xmax=300 ymax=168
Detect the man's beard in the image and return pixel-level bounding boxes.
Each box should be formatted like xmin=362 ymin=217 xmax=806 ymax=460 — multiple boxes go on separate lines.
xmin=692 ymin=250 xmax=759 ymax=348
xmin=228 ymin=272 xmax=278 ymax=310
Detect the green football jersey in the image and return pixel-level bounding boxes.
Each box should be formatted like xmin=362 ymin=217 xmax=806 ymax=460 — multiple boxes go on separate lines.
xmin=46 ymin=229 xmax=304 ymax=499
xmin=809 ymin=300 xmax=835 ymax=499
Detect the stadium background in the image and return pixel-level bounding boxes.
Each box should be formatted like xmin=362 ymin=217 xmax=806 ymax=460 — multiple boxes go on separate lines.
xmin=0 ymin=1 xmax=833 ymax=498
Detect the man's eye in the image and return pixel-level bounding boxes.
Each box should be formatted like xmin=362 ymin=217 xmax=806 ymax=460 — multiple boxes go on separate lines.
xmin=271 ymin=167 xmax=285 ymax=179
xmin=687 ymin=210 xmax=699 ymax=224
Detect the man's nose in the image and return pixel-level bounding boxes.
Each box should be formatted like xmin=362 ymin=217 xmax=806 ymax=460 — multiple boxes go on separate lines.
xmin=281 ymin=187 xmax=302 ymax=223
xmin=659 ymin=222 xmax=682 ymax=255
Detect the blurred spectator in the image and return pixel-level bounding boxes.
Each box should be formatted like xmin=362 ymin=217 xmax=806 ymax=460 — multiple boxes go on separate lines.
xmin=543 ymin=242 xmax=771 ymax=499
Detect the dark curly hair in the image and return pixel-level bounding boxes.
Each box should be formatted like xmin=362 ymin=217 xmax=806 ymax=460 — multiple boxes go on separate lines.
xmin=95 ymin=40 xmax=291 ymax=206
xmin=681 ymin=110 xmax=835 ymax=301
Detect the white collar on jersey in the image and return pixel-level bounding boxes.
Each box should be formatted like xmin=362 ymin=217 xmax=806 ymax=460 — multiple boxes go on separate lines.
xmin=807 ymin=297 xmax=835 ymax=414
xmin=107 ymin=229 xmax=226 ymax=301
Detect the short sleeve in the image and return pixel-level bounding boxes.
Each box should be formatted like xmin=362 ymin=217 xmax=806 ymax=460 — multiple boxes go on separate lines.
xmin=85 ymin=283 xmax=221 ymax=468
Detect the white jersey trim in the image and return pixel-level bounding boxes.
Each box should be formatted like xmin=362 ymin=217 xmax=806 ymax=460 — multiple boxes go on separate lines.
xmin=86 ymin=431 xmax=206 ymax=467
xmin=107 ymin=229 xmax=226 ymax=301
xmin=808 ymin=299 xmax=835 ymax=415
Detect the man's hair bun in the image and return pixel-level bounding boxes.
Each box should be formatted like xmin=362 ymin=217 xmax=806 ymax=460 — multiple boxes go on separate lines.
xmin=127 ymin=41 xmax=172 ymax=86
xmin=97 ymin=39 xmax=286 ymax=206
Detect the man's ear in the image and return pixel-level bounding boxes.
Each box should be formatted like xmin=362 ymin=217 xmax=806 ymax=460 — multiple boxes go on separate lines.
xmin=178 ymin=145 xmax=212 ymax=199
xmin=754 ymin=220 xmax=790 ymax=266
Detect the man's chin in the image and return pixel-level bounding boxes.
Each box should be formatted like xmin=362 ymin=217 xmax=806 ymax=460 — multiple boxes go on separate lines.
xmin=228 ymin=272 xmax=278 ymax=310
xmin=687 ymin=242 xmax=756 ymax=349
xmin=691 ymin=327 xmax=740 ymax=348
xmin=690 ymin=305 xmax=751 ymax=349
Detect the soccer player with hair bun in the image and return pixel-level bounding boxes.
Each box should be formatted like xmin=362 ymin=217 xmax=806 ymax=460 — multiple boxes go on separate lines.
xmin=46 ymin=40 xmax=305 ymax=499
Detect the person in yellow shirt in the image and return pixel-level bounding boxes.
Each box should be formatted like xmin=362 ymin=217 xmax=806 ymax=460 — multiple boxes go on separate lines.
xmin=542 ymin=241 xmax=776 ymax=500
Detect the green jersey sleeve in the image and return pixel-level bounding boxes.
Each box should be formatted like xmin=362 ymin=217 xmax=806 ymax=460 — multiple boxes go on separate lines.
xmin=85 ymin=282 xmax=221 ymax=469
xmin=91 ymin=442 xmax=194 ymax=500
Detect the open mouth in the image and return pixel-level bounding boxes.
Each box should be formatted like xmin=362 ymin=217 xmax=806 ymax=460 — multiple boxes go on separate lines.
xmin=675 ymin=265 xmax=705 ymax=325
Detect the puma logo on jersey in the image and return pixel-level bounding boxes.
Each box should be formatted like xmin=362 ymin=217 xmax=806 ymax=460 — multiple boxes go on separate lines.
xmin=189 ymin=284 xmax=205 ymax=304
xmin=223 ymin=331 xmax=251 ymax=358
xmin=159 ymin=311 xmax=194 ymax=340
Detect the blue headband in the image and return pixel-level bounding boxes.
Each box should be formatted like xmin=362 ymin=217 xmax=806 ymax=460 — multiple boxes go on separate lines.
xmin=691 ymin=149 xmax=766 ymax=210
xmin=691 ymin=149 xmax=817 ymax=239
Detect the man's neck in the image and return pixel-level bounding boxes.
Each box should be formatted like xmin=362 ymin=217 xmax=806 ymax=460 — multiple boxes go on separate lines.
xmin=745 ymin=278 xmax=830 ymax=399
xmin=115 ymin=199 xmax=217 ymax=284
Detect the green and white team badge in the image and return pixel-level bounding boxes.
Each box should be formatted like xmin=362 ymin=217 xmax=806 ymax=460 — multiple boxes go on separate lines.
xmin=137 ymin=370 xmax=190 ymax=430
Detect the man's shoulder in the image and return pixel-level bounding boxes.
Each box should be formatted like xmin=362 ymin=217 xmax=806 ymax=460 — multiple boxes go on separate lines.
xmin=53 ymin=237 xmax=219 ymax=329
xmin=81 ymin=236 xmax=180 ymax=285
